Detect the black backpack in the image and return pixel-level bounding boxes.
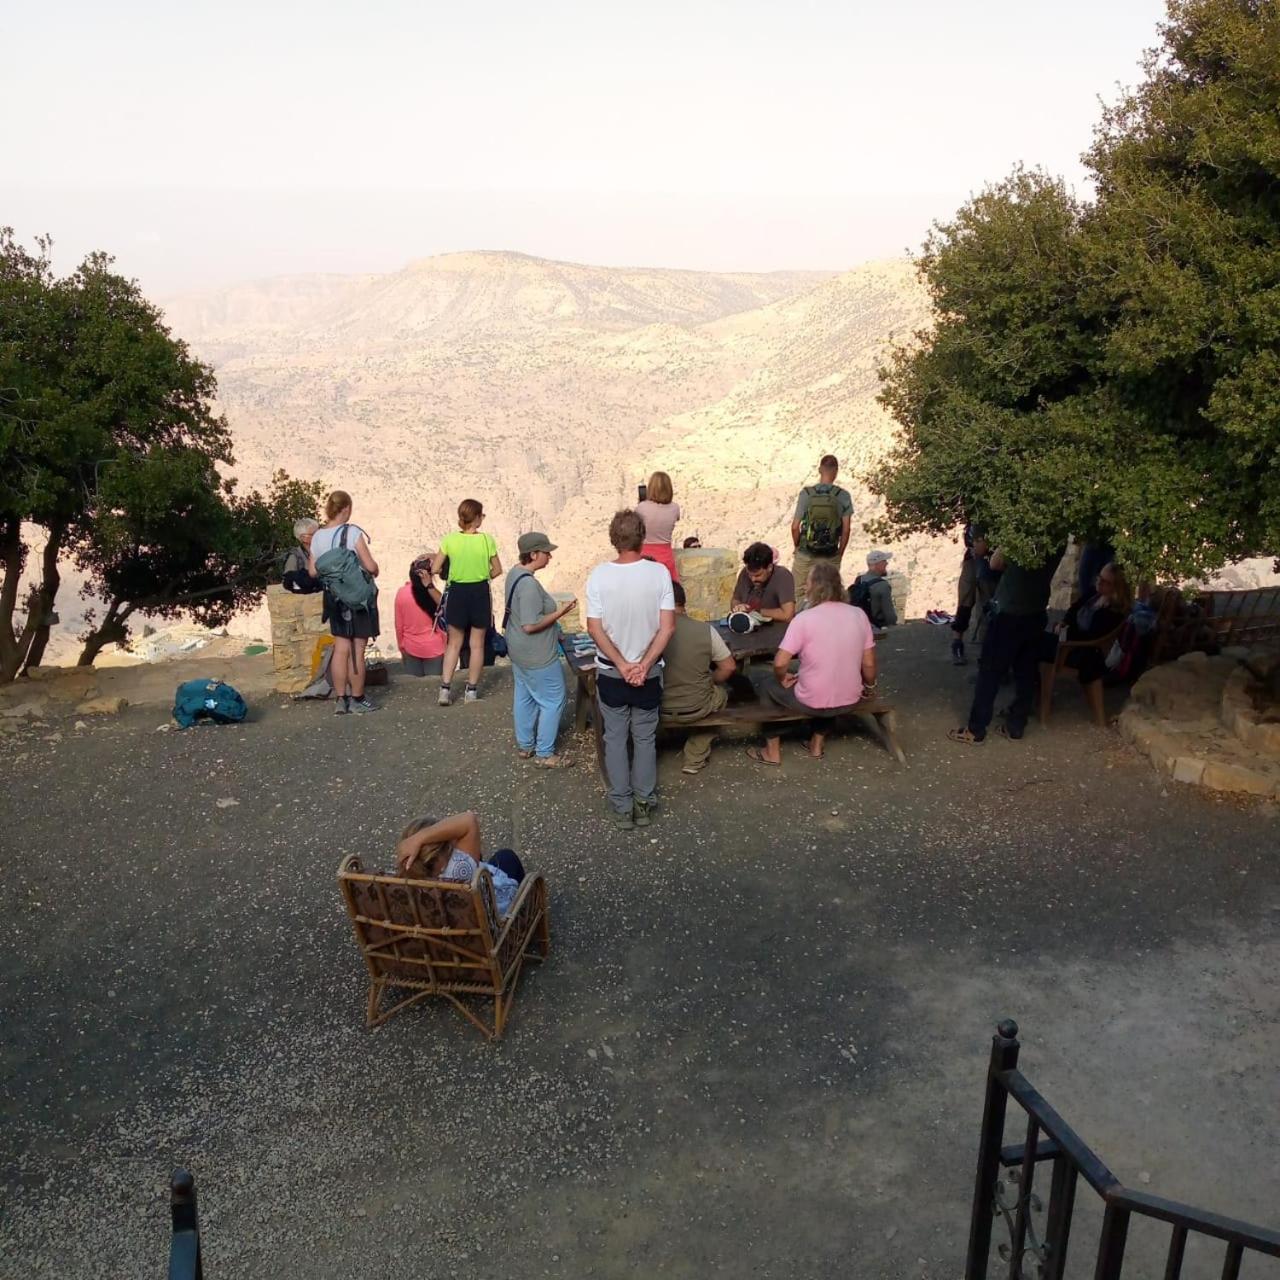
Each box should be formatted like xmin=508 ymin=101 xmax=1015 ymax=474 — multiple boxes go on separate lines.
xmin=847 ymin=577 xmax=873 ymax=616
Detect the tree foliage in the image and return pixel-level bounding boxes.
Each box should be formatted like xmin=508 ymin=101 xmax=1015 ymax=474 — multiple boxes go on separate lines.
xmin=0 ymin=230 xmax=321 ymax=679
xmin=870 ymin=0 xmax=1280 ymax=582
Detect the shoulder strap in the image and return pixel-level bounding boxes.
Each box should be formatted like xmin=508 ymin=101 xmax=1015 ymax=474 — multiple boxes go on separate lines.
xmin=338 ymin=523 xmax=350 ymax=550
xmin=502 ymin=569 xmax=531 ymax=630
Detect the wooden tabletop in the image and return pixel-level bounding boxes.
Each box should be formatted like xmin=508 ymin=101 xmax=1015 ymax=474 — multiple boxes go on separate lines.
xmin=564 ymin=618 xmax=787 ymax=677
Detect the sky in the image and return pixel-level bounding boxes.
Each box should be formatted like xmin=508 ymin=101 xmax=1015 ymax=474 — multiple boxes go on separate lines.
xmin=2 ymin=0 xmax=1168 ymax=296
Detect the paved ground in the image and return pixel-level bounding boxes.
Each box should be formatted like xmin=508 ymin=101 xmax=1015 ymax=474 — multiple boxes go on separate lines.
xmin=2 ymin=624 xmax=1277 ymax=1278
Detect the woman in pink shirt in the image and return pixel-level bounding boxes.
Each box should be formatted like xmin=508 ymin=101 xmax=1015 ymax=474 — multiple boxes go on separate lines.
xmin=395 ymin=555 xmax=447 ymax=677
xmin=747 ymin=561 xmax=877 ymax=765
xmin=634 ymin=470 xmax=681 ymax=583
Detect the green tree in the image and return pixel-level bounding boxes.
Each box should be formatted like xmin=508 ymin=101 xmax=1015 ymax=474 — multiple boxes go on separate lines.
xmin=0 ymin=230 xmax=320 ymax=678
xmin=871 ymin=0 xmax=1280 ymax=582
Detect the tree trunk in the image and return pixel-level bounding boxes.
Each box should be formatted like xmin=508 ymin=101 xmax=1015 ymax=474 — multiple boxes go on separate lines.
xmin=78 ymin=600 xmax=132 ymax=667
xmin=0 ymin=519 xmax=25 ymax=682
xmin=21 ymin=524 xmax=65 ymax=672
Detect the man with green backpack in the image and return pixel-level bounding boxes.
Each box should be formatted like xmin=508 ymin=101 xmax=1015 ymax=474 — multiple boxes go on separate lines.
xmin=791 ymin=454 xmax=854 ymax=607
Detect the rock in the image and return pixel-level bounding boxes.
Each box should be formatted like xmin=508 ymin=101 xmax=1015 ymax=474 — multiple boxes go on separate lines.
xmin=75 ymin=696 xmax=127 ymax=715
xmin=266 ymin=585 xmax=329 ymax=694
xmin=215 ymin=797 xmax=240 ymax=809
xmin=1200 ymin=760 xmax=1277 ymax=797
xmin=674 ymin=547 xmax=737 ymax=622
xmin=1171 ymin=756 xmax=1206 ymax=786
xmin=1 ymin=700 xmax=47 ymax=719
xmin=74 ymin=720 xmax=88 ymax=731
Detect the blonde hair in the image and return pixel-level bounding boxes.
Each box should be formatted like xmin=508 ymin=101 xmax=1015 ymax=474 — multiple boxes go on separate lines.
xmin=398 ymin=816 xmax=452 ymax=879
xmin=807 ymin=560 xmax=844 ymax=606
xmin=646 ymin=471 xmax=674 ymax=504
xmin=324 ymin=490 xmax=352 ymax=521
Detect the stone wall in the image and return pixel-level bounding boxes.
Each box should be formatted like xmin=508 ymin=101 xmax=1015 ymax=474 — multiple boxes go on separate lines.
xmin=675 ymin=547 xmax=737 ymax=621
xmin=266 ymin=585 xmax=328 ymax=693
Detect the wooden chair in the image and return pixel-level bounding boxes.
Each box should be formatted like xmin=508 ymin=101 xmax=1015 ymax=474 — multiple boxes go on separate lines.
xmin=336 ymin=855 xmax=550 ymax=1039
xmin=1039 ymin=622 xmax=1125 ymax=727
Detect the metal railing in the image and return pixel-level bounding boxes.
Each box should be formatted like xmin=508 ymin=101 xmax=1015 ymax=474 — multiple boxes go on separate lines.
xmin=168 ymin=1169 xmax=203 ymax=1280
xmin=966 ymin=1020 xmax=1280 ymax=1280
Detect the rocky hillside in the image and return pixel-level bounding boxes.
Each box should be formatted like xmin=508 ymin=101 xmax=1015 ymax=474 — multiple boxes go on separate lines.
xmin=150 ymin=250 xmax=960 ymax=649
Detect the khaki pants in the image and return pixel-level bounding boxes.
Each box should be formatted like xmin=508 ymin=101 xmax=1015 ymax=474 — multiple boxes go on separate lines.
xmin=792 ymin=548 xmax=844 ymax=607
xmin=665 ymin=683 xmax=729 ymax=769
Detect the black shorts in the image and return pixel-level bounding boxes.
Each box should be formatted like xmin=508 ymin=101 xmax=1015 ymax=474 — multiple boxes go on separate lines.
xmin=446 ymin=580 xmax=492 ymax=632
xmin=328 ymin=596 xmax=380 ymax=640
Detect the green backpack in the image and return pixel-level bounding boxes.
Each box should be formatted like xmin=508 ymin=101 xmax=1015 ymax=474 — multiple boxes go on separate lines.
xmin=801 ymin=485 xmax=843 ymax=555
xmin=314 ymin=525 xmax=377 ymax=612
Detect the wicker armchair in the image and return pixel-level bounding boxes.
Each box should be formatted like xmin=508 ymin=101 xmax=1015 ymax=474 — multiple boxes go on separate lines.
xmin=337 ymin=854 xmax=550 ymax=1039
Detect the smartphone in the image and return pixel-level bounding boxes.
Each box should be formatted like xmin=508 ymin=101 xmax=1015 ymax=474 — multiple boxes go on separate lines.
xmin=638 ymin=483 xmax=647 ymax=502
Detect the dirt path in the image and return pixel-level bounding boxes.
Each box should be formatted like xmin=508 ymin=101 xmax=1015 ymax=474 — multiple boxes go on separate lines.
xmin=2 ymin=624 xmax=1277 ymax=1277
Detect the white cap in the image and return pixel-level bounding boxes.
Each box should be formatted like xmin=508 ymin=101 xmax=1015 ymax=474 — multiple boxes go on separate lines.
xmin=866 ymin=549 xmax=892 ymax=566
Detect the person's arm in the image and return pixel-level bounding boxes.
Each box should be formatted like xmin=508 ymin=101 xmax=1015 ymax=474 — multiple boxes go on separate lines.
xmin=773 ymin=646 xmax=798 ymax=688
xmin=489 ymin=554 xmax=502 ymax=579
xmin=861 ymin=645 xmax=878 ymax=690
xmin=712 ymin=655 xmax=736 ymax=684
xmin=430 ymin=549 xmax=447 ymax=578
xmin=395 ymin=811 xmax=482 ymax=874
xmin=524 ymin=597 xmax=577 ymax=635
xmin=874 ymin=578 xmax=897 ymax=626
xmin=632 ymin=610 xmax=675 ymax=685
xmin=355 ymin=534 xmax=379 ymax=578
xmin=394 ymin=590 xmax=407 ymax=651
xmin=989 ymin=548 xmax=1007 ymax=573
xmin=760 ymin=599 xmax=796 ymax=623
xmin=838 ymin=515 xmax=851 ymax=558
xmin=790 ymin=518 xmax=802 ymax=548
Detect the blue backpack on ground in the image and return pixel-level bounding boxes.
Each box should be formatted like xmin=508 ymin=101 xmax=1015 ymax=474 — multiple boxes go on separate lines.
xmin=313 ymin=524 xmax=378 ymax=612
xmin=173 ymin=679 xmax=248 ymax=729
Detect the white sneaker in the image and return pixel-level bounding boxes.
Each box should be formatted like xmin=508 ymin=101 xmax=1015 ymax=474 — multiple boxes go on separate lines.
xmin=463 ymin=685 xmax=479 ymax=703
xmin=437 ymin=686 xmax=452 ymax=707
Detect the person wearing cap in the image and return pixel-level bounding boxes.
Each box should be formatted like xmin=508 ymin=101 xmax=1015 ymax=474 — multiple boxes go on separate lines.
xmin=395 ymin=554 xmax=447 ymax=676
xmin=503 ymin=532 xmax=578 ymax=767
xmin=853 ymin=550 xmax=898 ymax=632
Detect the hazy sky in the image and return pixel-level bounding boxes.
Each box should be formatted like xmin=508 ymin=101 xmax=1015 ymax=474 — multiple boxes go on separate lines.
xmin=2 ymin=0 xmax=1167 ymax=295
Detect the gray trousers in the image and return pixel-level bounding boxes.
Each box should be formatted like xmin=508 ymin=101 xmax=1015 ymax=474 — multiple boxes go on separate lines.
xmin=597 ymin=676 xmax=659 ymax=815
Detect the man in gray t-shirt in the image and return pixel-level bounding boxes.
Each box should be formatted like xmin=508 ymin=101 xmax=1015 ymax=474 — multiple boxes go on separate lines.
xmin=791 ymin=454 xmax=854 ymax=606
xmin=503 ymin=532 xmax=576 ymax=766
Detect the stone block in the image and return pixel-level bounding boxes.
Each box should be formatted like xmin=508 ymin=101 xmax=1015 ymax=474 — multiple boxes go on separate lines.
xmin=1200 ymin=760 xmax=1278 ymax=796
xmin=266 ymin=584 xmax=328 ymax=693
xmin=76 ymin=695 xmax=127 ymax=715
xmin=550 ymin=592 xmax=582 ymax=634
xmin=1170 ymin=756 xmax=1206 ymax=786
xmin=674 ymin=547 xmax=737 ymax=622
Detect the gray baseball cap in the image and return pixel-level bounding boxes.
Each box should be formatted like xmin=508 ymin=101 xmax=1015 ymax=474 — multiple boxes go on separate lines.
xmin=518 ymin=531 xmax=557 ymax=555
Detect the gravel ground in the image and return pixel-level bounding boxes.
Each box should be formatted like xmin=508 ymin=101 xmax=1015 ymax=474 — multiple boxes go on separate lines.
xmin=2 ymin=625 xmax=1277 ymax=1278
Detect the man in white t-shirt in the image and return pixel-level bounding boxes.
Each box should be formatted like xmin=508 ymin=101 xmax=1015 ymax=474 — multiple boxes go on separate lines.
xmin=585 ymin=509 xmax=676 ymax=831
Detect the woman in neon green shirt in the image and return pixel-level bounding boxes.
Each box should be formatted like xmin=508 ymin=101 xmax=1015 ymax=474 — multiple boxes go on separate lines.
xmin=431 ymin=498 xmax=503 ymax=705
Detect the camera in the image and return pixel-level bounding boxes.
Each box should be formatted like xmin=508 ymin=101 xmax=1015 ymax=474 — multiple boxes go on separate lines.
xmin=728 ymin=611 xmax=763 ymax=635
xmin=638 ymin=482 xmax=647 ymax=502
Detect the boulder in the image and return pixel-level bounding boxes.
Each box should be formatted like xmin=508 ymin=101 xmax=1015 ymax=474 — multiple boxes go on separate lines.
xmin=75 ymin=695 xmax=127 ymax=715
xmin=266 ymin=585 xmax=328 ymax=693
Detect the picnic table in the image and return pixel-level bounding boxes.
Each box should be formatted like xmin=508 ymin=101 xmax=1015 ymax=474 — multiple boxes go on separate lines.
xmin=563 ymin=619 xmax=904 ymax=765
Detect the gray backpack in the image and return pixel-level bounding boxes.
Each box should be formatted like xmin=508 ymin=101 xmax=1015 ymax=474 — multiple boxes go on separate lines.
xmin=314 ymin=525 xmax=377 ymax=612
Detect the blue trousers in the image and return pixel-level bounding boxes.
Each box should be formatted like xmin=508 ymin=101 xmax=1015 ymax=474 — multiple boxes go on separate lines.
xmin=512 ymin=660 xmax=567 ymax=757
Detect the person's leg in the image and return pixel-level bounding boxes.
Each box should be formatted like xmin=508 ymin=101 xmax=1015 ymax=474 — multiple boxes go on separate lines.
xmin=597 ymin=689 xmax=635 ymax=817
xmin=511 ymin=664 xmax=537 ymax=753
xmin=682 ymin=730 xmax=715 ymax=770
xmin=330 ymin=637 xmax=352 ymax=699
xmin=792 ymin=549 xmax=814 ymax=607
xmin=486 ymin=849 xmax=525 ymax=883
xmin=1006 ymin=616 xmax=1044 ymax=735
xmin=630 ymin=703 xmax=660 ymax=809
xmin=530 ymin=662 xmax=568 ymax=759
xmin=349 ymin=637 xmax=368 ymax=698
xmin=466 ymin=626 xmax=486 ymax=690
xmin=758 ymin=733 xmax=784 ymax=763
xmin=805 ymin=722 xmax=826 ymax=757
xmin=966 ymin=615 xmax=1013 ymax=740
xmin=441 ymin=626 xmax=465 ymax=687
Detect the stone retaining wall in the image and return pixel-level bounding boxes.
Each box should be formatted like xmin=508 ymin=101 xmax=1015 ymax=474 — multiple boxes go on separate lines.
xmin=266 ymin=585 xmax=327 ymax=693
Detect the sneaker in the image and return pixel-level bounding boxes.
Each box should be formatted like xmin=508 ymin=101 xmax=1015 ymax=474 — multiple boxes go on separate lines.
xmin=611 ymin=808 xmax=636 ymax=831
xmin=350 ymin=695 xmax=377 ymax=713
xmin=464 ymin=685 xmax=479 ymax=703
xmin=333 ymin=696 xmax=351 ymax=715
xmin=632 ymin=801 xmax=652 ymax=828
xmin=437 ymin=685 xmax=452 ymax=707
xmin=681 ymin=762 xmax=707 ymax=775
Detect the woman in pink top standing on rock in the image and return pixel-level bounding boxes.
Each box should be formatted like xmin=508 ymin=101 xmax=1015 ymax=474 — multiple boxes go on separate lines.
xmin=635 ymin=470 xmax=681 ymax=583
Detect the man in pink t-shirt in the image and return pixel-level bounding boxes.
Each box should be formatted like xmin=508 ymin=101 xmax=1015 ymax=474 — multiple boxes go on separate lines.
xmin=746 ymin=561 xmax=877 ymax=765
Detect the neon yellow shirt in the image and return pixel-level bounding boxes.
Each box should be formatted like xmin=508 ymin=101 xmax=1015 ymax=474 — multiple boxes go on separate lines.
xmin=440 ymin=530 xmax=497 ymax=584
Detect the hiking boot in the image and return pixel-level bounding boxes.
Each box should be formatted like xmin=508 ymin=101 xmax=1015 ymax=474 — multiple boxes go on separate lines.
xmin=333 ymin=696 xmax=351 ymax=715
xmin=632 ymin=801 xmax=652 ymax=828
xmin=611 ymin=807 xmax=636 ymax=831
xmin=350 ymin=695 xmax=377 ymax=713
xmin=464 ymin=684 xmax=479 ymax=703
xmin=437 ymin=685 xmax=452 ymax=707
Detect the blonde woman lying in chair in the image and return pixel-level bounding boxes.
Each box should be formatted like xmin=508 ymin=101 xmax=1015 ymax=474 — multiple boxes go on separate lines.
xmin=395 ymin=810 xmax=526 ymax=916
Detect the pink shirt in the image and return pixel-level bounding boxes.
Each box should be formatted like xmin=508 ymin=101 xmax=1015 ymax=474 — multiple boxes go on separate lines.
xmin=394 ymin=583 xmax=447 ymax=660
xmin=779 ymin=602 xmax=875 ymax=709
xmin=635 ymin=500 xmax=680 ymax=546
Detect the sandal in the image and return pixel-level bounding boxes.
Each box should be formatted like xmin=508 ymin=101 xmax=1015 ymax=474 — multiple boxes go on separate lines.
xmin=745 ymin=746 xmax=781 ymax=767
xmin=947 ymin=727 xmax=984 ymax=745
xmin=516 ymin=748 xmax=535 ymax=759
xmin=802 ymin=739 xmax=825 ymax=759
xmin=535 ymin=753 xmax=576 ymax=769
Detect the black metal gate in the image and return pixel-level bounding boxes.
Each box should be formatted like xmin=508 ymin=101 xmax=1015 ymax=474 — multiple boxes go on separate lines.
xmin=966 ymin=1020 xmax=1280 ymax=1279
